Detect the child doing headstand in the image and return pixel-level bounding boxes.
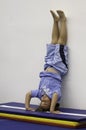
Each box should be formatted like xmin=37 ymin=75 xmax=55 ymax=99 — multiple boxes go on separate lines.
xmin=25 ymin=10 xmax=68 ymax=114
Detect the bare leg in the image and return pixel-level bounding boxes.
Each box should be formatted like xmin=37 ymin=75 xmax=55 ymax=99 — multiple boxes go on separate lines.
xmin=50 ymin=10 xmax=59 ymax=44
xmin=57 ymin=10 xmax=67 ymax=45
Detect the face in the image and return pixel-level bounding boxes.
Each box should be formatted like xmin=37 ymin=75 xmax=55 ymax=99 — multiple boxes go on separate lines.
xmin=40 ymin=95 xmax=51 ymax=110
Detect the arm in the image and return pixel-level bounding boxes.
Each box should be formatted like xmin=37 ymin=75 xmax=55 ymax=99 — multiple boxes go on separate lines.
xmin=50 ymin=92 xmax=59 ymax=113
xmin=25 ymin=91 xmax=35 ymax=111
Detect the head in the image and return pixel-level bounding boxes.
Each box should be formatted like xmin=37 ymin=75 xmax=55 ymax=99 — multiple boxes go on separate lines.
xmin=35 ymin=95 xmax=60 ymax=112
xmin=40 ymin=94 xmax=51 ymax=110
xmin=35 ymin=95 xmax=51 ymax=112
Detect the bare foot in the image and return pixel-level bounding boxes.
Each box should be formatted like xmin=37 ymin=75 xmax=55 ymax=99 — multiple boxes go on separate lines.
xmin=57 ymin=10 xmax=66 ymax=21
xmin=50 ymin=10 xmax=59 ymax=22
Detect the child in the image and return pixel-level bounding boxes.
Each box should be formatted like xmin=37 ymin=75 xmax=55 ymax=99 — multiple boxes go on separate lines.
xmin=25 ymin=10 xmax=68 ymax=114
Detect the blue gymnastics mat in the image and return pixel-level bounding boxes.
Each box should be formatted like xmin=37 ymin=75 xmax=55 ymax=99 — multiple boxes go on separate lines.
xmin=0 ymin=102 xmax=86 ymax=129
xmin=0 ymin=119 xmax=86 ymax=130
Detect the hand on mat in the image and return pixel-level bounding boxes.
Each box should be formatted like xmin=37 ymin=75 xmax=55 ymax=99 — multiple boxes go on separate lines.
xmin=51 ymin=110 xmax=62 ymax=114
xmin=26 ymin=107 xmax=35 ymax=111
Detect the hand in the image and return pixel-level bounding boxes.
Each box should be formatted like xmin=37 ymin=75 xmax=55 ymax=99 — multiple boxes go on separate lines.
xmin=51 ymin=110 xmax=62 ymax=114
xmin=26 ymin=107 xmax=35 ymax=111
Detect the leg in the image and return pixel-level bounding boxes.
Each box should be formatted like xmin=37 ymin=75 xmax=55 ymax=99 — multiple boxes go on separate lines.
xmin=57 ymin=10 xmax=67 ymax=45
xmin=50 ymin=10 xmax=59 ymax=44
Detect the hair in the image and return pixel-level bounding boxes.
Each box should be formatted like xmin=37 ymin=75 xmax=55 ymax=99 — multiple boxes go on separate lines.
xmin=35 ymin=103 xmax=60 ymax=112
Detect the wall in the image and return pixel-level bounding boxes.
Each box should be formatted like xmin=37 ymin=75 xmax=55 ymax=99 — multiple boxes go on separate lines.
xmin=0 ymin=0 xmax=86 ymax=109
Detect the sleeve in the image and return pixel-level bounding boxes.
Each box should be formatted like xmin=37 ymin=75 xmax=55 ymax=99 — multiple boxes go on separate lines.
xmin=31 ymin=89 xmax=39 ymax=98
